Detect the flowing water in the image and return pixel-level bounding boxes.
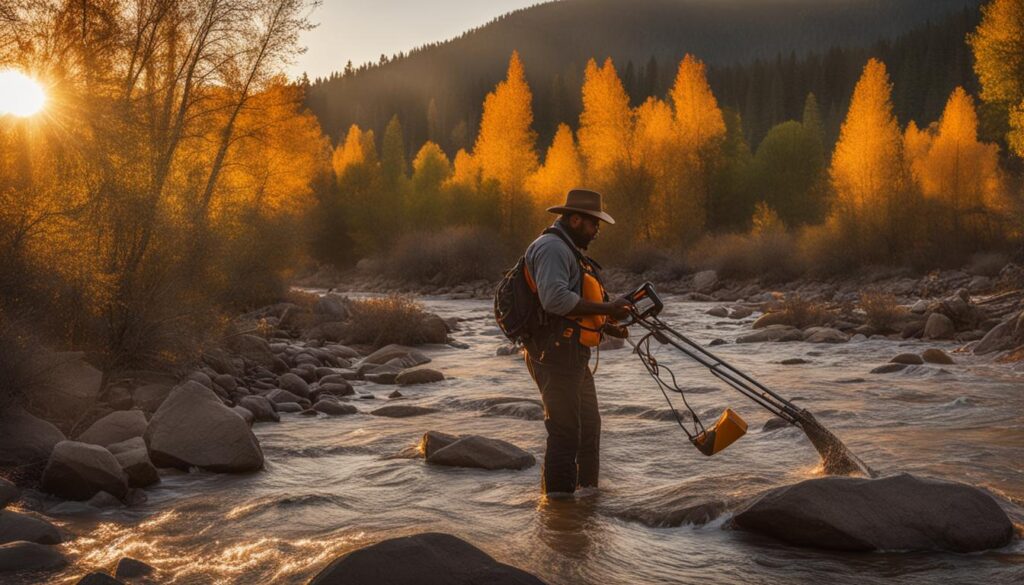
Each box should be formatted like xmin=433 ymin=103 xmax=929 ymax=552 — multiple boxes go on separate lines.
xmin=20 ymin=295 xmax=1024 ymax=584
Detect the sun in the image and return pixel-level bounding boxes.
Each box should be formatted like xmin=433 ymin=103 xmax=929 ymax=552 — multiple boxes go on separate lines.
xmin=0 ymin=70 xmax=47 ymax=117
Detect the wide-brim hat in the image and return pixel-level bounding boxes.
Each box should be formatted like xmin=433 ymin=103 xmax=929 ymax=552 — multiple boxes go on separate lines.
xmin=546 ymin=189 xmax=615 ymax=224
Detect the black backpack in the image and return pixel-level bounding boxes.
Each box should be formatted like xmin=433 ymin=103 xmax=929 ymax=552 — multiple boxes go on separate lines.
xmin=494 ymin=227 xmax=593 ymax=344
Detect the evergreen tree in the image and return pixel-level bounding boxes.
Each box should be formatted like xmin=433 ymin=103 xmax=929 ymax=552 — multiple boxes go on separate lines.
xmin=407 ymin=142 xmax=452 ymax=229
xmin=753 ymin=120 xmax=827 ymax=226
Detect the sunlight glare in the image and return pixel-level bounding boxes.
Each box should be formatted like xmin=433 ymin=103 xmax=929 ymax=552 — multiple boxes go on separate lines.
xmin=0 ymin=70 xmax=46 ymax=117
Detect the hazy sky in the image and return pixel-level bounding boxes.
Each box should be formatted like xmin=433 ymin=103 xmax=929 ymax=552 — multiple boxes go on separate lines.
xmin=290 ymin=0 xmax=543 ymax=80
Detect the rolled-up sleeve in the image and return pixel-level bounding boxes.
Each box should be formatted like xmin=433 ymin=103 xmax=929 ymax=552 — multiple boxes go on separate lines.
xmin=529 ymin=238 xmax=580 ymax=316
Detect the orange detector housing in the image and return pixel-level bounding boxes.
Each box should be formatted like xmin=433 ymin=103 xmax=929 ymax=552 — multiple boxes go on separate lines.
xmin=692 ymin=408 xmax=748 ymax=456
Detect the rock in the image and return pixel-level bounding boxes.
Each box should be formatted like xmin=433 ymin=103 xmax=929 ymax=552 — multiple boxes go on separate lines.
xmin=77 ymin=410 xmax=148 ymax=447
xmin=41 ymin=441 xmax=128 ymax=500
xmin=870 ymin=363 xmax=907 ymax=374
xmin=275 ymin=402 xmax=303 ymax=413
xmin=483 ymin=402 xmax=544 ymax=421
xmin=144 ymin=381 xmax=264 ymax=473
xmin=238 ymin=396 xmax=280 ymax=423
xmin=0 ymin=510 xmax=62 ymax=545
xmin=213 ymin=374 xmax=237 ymax=392
xmin=921 ymin=348 xmax=954 ymax=365
xmin=762 ymin=418 xmax=790 ymax=432
xmin=420 ymin=431 xmax=460 ymax=458
xmin=187 ymin=371 xmax=213 ymax=389
xmin=109 ymin=440 xmax=159 ymax=488
xmin=923 ymin=313 xmax=955 ymax=340
xmin=307 ymin=322 xmax=348 ymax=343
xmin=313 ymin=401 xmax=358 ymax=416
xmin=308 ymin=532 xmax=546 ymax=585
xmin=0 ymin=540 xmax=66 ymax=572
xmin=299 ymin=409 xmax=318 ymax=416
xmin=32 ymin=351 xmax=103 ymax=423
xmin=371 ymin=405 xmax=438 ymax=418
xmin=708 ymin=338 xmax=727 ymax=346
xmin=427 ymin=435 xmax=535 ymax=471
xmin=890 ymin=353 xmax=924 ymax=365
xmin=736 ymin=325 xmax=803 ymax=343
xmin=729 ymin=306 xmax=754 ymax=319
xmin=496 ymin=344 xmax=518 ymax=356
xmin=227 ymin=334 xmax=281 ymax=370
xmin=101 ymin=386 xmax=134 ymax=410
xmin=317 ymin=382 xmax=355 ymax=398
xmin=802 ymin=327 xmax=849 ymax=343
xmin=388 ymin=390 xmax=403 ymax=398
xmin=132 ymin=383 xmax=173 ymax=412
xmin=910 ymin=299 xmax=928 ymax=314
xmin=115 ymin=557 xmax=154 ymax=579
xmin=0 ymin=479 xmax=17 ymax=508
xmin=692 ymin=270 xmax=718 ymax=292
xmin=361 ymin=344 xmax=431 ymax=368
xmin=324 ymin=344 xmax=361 ymax=359
xmin=731 ymin=473 xmax=1014 ymax=552
xmin=364 ymin=371 xmax=399 ymax=385
xmin=973 ymin=312 xmax=1022 ymax=355
xmin=76 ymin=572 xmax=124 ymax=584
xmin=314 ymin=293 xmax=350 ymax=321
xmin=231 ymin=406 xmax=254 ymax=425
xmin=396 ymin=368 xmax=445 ymax=386
xmin=0 ymin=407 xmax=66 ymax=466
xmin=779 ymin=358 xmax=807 ymax=365
xmin=706 ymin=306 xmax=729 ymax=318
xmin=277 ymin=373 xmax=310 ymax=398
xmin=752 ymin=312 xmax=791 ymax=329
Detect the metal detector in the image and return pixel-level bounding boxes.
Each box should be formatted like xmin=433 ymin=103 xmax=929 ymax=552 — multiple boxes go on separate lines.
xmin=619 ymin=282 xmax=874 ymax=476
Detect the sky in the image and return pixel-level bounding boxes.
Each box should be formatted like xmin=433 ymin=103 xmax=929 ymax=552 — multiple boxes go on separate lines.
xmin=290 ymin=0 xmax=543 ymax=81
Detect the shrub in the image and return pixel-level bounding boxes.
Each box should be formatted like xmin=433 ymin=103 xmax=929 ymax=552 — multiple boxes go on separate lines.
xmin=386 ymin=226 xmax=509 ymax=285
xmin=685 ymin=231 xmax=801 ymax=282
xmin=343 ymin=295 xmax=446 ymax=347
xmin=616 ymin=245 xmax=689 ymax=277
xmin=773 ymin=294 xmax=833 ymax=328
xmin=859 ymin=290 xmax=907 ymax=332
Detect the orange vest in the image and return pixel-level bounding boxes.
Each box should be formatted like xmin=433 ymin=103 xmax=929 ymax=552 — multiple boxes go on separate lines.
xmin=523 ymin=240 xmax=608 ymax=348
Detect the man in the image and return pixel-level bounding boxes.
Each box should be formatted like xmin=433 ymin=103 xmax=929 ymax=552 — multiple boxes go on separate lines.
xmin=523 ymin=189 xmax=631 ymax=497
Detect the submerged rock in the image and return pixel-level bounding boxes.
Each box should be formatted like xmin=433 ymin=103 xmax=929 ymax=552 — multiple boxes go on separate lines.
xmin=921 ymin=348 xmax=954 ymax=364
xmin=737 ymin=325 xmax=803 ymax=343
xmin=371 ymin=405 xmax=438 ymax=418
xmin=731 ymin=473 xmax=1013 ymax=552
xmin=890 ymin=353 xmax=923 ymax=365
xmin=144 ymin=382 xmax=264 ymax=473
xmin=396 ymin=368 xmax=445 ymax=385
xmin=313 ymin=401 xmax=358 ymax=416
xmin=870 ymin=363 xmax=907 ymax=374
xmin=483 ymin=401 xmax=544 ymax=421
xmin=115 ymin=557 xmax=155 ymax=579
xmin=309 ymin=532 xmax=546 ymax=585
xmin=76 ymin=572 xmax=124 ymax=585
xmin=361 ymin=344 xmax=431 ymax=368
xmin=426 ymin=435 xmax=535 ymax=471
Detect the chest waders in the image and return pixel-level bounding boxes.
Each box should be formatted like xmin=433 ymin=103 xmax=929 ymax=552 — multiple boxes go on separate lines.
xmin=622 ymin=282 xmax=875 ymax=477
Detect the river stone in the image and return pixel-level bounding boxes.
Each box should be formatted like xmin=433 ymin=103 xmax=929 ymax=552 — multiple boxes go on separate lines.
xmin=317 ymin=382 xmax=355 ymax=398
xmin=890 ymin=353 xmax=924 ymax=365
xmin=737 ymin=325 xmax=803 ymax=343
xmin=231 ymin=406 xmax=254 ymax=426
xmin=133 ymin=383 xmax=173 ymax=412
xmin=308 ymin=532 xmax=546 ymax=585
xmin=109 ymin=440 xmax=159 ymax=488
xmin=0 ymin=407 xmax=66 ymax=466
xmin=692 ymin=270 xmax=718 ymax=292
xmin=77 ymin=410 xmax=148 ymax=447
xmin=324 ymin=344 xmax=361 ymax=359
xmin=115 ymin=557 xmax=154 ymax=579
xmin=731 ymin=473 xmax=1014 ymax=552
xmin=0 ymin=479 xmax=17 ymax=508
xmin=265 ymin=388 xmax=310 ymax=408
xmin=361 ymin=344 xmax=431 ymax=368
xmin=396 ymin=368 xmax=445 ymax=386
xmin=752 ymin=312 xmax=791 ymax=329
xmin=238 ymin=396 xmax=280 ymax=423
xmin=0 ymin=510 xmax=62 ymax=545
xmin=187 ymin=371 xmax=213 ymax=389
xmin=921 ymin=348 xmax=954 ymax=364
xmin=31 ymin=351 xmax=103 ymax=423
xmin=372 ymin=405 xmax=438 ymax=418
xmin=420 ymin=431 xmax=460 ymax=458
xmin=275 ymin=402 xmax=303 ymax=413
xmin=706 ymin=306 xmax=729 ymax=318
xmin=227 ymin=334 xmax=281 ymax=371
xmin=365 ymin=371 xmax=399 ymax=385
xmin=483 ymin=402 xmax=544 ymax=421
xmin=870 ymin=363 xmax=907 ymax=374
xmin=923 ymin=313 xmax=955 ymax=340
xmin=144 ymin=382 xmax=264 ymax=473
xmin=426 ymin=435 xmax=535 ymax=470
xmin=76 ymin=572 xmax=124 ymax=584
xmin=319 ymin=374 xmax=354 ymax=387
xmin=277 ymin=373 xmax=310 ymax=398
xmin=762 ymin=417 xmax=790 ymax=432
xmin=41 ymin=441 xmax=128 ymax=500
xmin=0 ymin=540 xmax=67 ymax=572
xmin=729 ymin=306 xmax=754 ymax=319
xmin=802 ymin=327 xmax=848 ymax=343
xmin=313 ymin=401 xmax=358 ymax=416
xmin=779 ymin=358 xmax=808 ymax=365
xmin=708 ymin=338 xmax=727 ymax=346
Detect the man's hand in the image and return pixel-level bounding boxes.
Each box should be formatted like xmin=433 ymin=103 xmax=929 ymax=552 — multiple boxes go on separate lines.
xmin=569 ymin=297 xmax=633 ymax=320
xmin=606 ymin=297 xmax=632 ymax=321
xmin=603 ymin=322 xmax=629 ymax=338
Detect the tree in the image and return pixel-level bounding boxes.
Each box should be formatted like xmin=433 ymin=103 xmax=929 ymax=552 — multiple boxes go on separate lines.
xmin=527 ymin=124 xmax=583 ymax=215
xmin=473 ymin=51 xmax=539 ymax=241
xmin=407 ymin=142 xmax=451 ymax=229
xmin=708 ymin=108 xmax=756 ymax=231
xmin=830 ymin=59 xmax=913 ymax=259
xmin=752 ymin=120 xmax=827 ymax=226
xmin=578 ymin=58 xmax=633 ymax=183
xmin=969 ymin=0 xmax=1024 ymax=157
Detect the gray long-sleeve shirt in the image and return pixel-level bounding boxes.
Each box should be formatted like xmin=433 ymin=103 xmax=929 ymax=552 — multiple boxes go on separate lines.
xmin=525 ymin=223 xmax=582 ymax=316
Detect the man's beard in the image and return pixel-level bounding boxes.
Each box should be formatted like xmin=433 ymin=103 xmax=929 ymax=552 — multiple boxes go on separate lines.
xmin=564 ymin=223 xmax=594 ymax=249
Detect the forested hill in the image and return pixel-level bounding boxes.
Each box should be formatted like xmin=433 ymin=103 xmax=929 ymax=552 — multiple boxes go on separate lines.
xmin=306 ymin=0 xmax=981 ymax=154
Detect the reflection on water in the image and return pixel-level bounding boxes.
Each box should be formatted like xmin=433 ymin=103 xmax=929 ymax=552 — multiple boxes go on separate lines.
xmin=19 ymin=295 xmax=1024 ymax=584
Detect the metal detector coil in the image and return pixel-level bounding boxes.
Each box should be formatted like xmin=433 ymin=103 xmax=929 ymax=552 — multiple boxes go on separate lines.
xmin=692 ymin=408 xmax=748 ymax=456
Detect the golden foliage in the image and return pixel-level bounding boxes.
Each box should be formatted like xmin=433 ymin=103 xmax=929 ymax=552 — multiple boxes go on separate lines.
xmin=578 ymin=58 xmax=634 ymax=181
xmin=969 ymin=0 xmax=1024 ymax=158
xmin=527 ymin=123 xmax=582 ymax=210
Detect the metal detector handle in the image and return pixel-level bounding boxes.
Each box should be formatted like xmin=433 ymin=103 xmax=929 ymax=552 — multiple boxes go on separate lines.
xmin=621 ymin=281 xmax=663 ymax=326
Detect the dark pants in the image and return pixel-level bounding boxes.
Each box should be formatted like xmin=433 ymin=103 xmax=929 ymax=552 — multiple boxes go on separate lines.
xmin=525 ymin=325 xmax=601 ymax=494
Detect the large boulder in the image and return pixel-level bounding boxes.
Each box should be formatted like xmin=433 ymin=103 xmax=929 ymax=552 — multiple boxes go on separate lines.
xmin=77 ymin=410 xmax=148 ymax=447
xmin=737 ymin=325 xmax=804 ymax=343
xmin=308 ymin=532 xmax=546 ymax=585
xmin=265 ymin=388 xmax=310 ymax=408
xmin=890 ymin=353 xmax=923 ymax=365
xmin=132 ymin=384 xmax=173 ymax=412
xmin=921 ymin=348 xmax=954 ymax=365
xmin=973 ymin=311 xmax=1023 ymax=355
xmin=313 ymin=401 xmax=358 ymax=416
xmin=802 ymin=327 xmax=849 ymax=344
xmin=426 ymin=435 xmax=535 ymax=471
xmin=227 ymin=334 xmax=280 ymax=370
xmin=731 ymin=473 xmax=1013 ymax=552
xmin=0 ymin=510 xmax=62 ymax=544
xmin=420 ymin=431 xmax=460 ymax=458
xmin=0 ymin=540 xmax=66 ymax=572
xmin=396 ymin=368 xmax=445 ymax=386
xmin=41 ymin=441 xmax=128 ymax=500
xmin=108 ymin=437 xmax=159 ymax=488
xmin=30 ymin=351 xmax=103 ymax=423
xmin=923 ymin=313 xmax=955 ymax=340
xmin=692 ymin=270 xmax=718 ymax=292
xmin=0 ymin=407 xmax=66 ymax=466
xmin=361 ymin=344 xmax=431 ymax=368
xmin=0 ymin=479 xmax=17 ymax=508
xmin=144 ymin=381 xmax=264 ymax=473
xmin=277 ymin=373 xmax=311 ymax=398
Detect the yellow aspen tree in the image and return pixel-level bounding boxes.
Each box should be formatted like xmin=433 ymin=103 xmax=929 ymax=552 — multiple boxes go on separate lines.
xmin=830 ymin=58 xmax=908 ymax=257
xmin=332 ymin=125 xmax=377 ymax=180
xmin=903 ymin=120 xmax=934 ymax=185
xmin=527 ymin=124 xmax=583 ymax=212
xmin=669 ymin=54 xmax=726 ymax=242
xmin=473 ymin=51 xmax=539 ymax=240
xmin=447 ymin=149 xmax=480 ymax=189
xmin=633 ymin=97 xmax=676 ymax=242
xmin=578 ymin=58 xmax=634 ymax=183
xmin=968 ymin=0 xmax=1024 ymax=158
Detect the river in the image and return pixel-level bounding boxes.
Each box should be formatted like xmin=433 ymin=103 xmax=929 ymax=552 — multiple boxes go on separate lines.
xmin=28 ymin=294 xmax=1024 ymax=584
